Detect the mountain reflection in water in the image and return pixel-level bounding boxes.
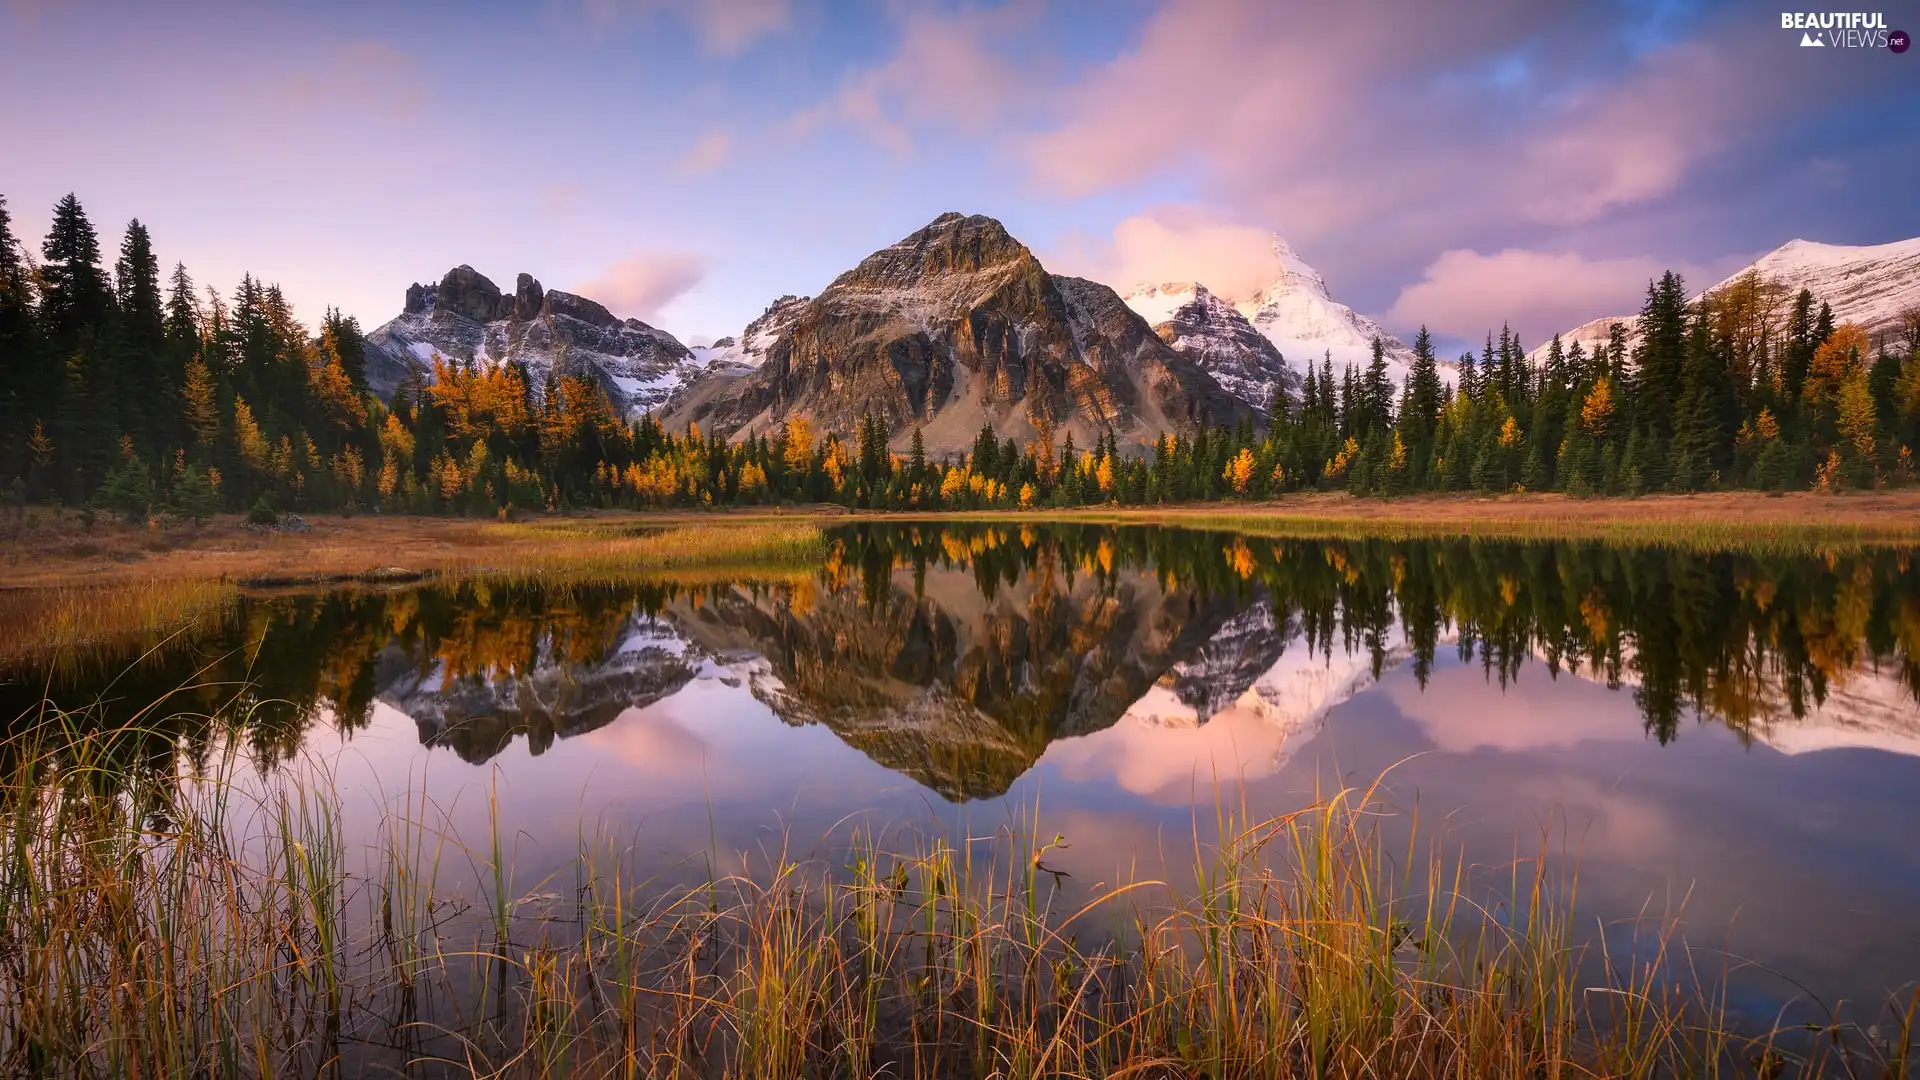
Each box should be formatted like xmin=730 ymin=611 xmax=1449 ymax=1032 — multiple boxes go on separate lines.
xmin=8 ymin=523 xmax=1919 ymax=794
xmin=8 ymin=522 xmax=1920 ymax=1024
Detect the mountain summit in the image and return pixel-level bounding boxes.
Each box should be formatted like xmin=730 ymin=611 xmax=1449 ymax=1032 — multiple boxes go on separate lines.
xmin=362 ymin=265 xmax=732 ymax=416
xmin=1124 ymin=236 xmax=1420 ymax=391
xmin=663 ymin=213 xmax=1244 ymax=453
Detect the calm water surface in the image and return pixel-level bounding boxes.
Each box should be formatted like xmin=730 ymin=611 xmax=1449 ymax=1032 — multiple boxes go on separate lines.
xmin=9 ymin=522 xmax=1920 ymax=1028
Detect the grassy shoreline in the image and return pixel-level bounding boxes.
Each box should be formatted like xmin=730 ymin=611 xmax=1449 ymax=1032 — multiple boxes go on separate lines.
xmin=5 ymin=722 xmax=1909 ymax=1078
xmin=0 ymin=518 xmax=824 ymax=666
xmin=3 ymin=489 xmax=1918 ymax=594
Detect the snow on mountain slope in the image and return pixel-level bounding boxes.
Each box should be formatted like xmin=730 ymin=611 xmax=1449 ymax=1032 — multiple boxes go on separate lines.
xmin=1125 ymin=283 xmax=1298 ymax=412
xmin=685 ymin=294 xmax=809 ymax=371
xmin=1239 ymin=238 xmax=1417 ymax=376
xmin=1548 ymin=643 xmax=1920 ymax=760
xmin=1126 ymin=605 xmax=1408 ymax=742
xmin=363 ymin=266 xmax=704 ymax=419
xmin=1530 ymin=234 xmax=1920 ymax=364
xmin=1125 ymin=237 xmax=1429 ymax=394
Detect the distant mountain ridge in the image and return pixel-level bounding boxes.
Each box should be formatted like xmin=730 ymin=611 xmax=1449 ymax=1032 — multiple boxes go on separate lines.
xmin=1530 ymin=235 xmax=1920 ymax=363
xmin=362 ymin=226 xmax=1916 ymax=439
xmin=363 ymin=265 xmax=741 ymax=417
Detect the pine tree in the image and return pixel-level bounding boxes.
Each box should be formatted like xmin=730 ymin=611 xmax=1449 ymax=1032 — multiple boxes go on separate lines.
xmin=1404 ymin=327 xmax=1442 ymax=449
xmin=907 ymin=427 xmax=926 ymax=486
xmin=40 ymin=193 xmax=117 ymax=498
xmin=1361 ymin=336 xmax=1393 ymax=435
xmin=0 ymin=195 xmax=45 ymax=486
xmin=114 ymin=220 xmax=169 ymax=457
xmin=1777 ymin=288 xmax=1814 ymax=410
xmin=1632 ymin=272 xmax=1689 ymax=441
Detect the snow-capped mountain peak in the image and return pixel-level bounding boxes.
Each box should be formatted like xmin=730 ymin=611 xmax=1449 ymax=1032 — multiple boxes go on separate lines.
xmin=1123 ymin=234 xmax=1424 ymax=394
xmin=1531 ymin=233 xmax=1920 ymax=365
xmin=1121 ymin=282 xmax=1297 ymax=411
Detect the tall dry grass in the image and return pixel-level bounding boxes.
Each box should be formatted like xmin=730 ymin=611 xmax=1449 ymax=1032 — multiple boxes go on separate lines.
xmin=3 ymin=712 xmax=1913 ymax=1079
xmin=0 ymin=521 xmax=823 ymax=668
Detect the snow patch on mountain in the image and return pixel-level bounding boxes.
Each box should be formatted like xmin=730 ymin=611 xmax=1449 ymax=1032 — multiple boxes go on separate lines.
xmin=1124 ymin=284 xmax=1298 ymax=412
xmin=364 ymin=266 xmax=704 ymax=419
xmin=1124 ymin=237 xmax=1435 ymax=396
xmin=1530 ymin=234 xmax=1920 ymax=365
xmin=686 ymin=294 xmax=811 ymax=371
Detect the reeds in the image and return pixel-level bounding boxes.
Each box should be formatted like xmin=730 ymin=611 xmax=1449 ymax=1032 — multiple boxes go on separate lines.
xmin=0 ymin=521 xmax=824 ymax=668
xmin=1 ymin=715 xmax=1913 ymax=1078
xmin=0 ymin=577 xmax=237 ymax=667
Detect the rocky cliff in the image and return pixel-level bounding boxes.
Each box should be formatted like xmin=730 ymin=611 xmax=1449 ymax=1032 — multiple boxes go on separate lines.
xmin=363 ymin=265 xmax=733 ymax=417
xmin=661 ymin=213 xmax=1244 ymax=454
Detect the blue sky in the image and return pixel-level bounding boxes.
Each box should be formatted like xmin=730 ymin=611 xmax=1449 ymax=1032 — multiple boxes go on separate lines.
xmin=3 ymin=0 xmax=1916 ymax=348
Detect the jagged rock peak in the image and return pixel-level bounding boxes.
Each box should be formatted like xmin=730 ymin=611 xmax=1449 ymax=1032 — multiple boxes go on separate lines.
xmin=842 ymin=212 xmax=1035 ymax=289
xmin=514 ymin=272 xmax=544 ymax=320
xmin=543 ymin=289 xmax=619 ymax=329
xmin=438 ymin=265 xmax=513 ymax=323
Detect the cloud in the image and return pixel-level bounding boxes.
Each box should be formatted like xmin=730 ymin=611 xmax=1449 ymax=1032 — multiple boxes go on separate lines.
xmin=675 ymin=130 xmax=734 ymax=176
xmin=280 ymin=41 xmax=427 ymax=117
xmin=575 ymin=252 xmax=708 ymax=320
xmin=1049 ymin=209 xmax=1287 ymax=303
xmin=1386 ymin=249 xmax=1677 ymax=344
xmin=1022 ymin=0 xmax=1915 ymax=285
xmin=583 ymin=0 xmax=792 ymax=55
xmin=801 ymin=3 xmax=1038 ymax=156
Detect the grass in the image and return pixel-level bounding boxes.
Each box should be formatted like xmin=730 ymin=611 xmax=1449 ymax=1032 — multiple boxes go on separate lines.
xmin=871 ymin=490 xmax=1920 ymax=551
xmin=3 ymin=707 xmax=1914 ymax=1078
xmin=0 ymin=519 xmax=824 ymax=667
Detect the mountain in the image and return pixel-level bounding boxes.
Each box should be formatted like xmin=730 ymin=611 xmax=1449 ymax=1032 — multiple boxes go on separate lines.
xmin=1530 ymin=235 xmax=1920 ymax=363
xmin=1123 ymin=283 xmax=1296 ymax=413
xmin=363 ymin=265 xmax=736 ymax=417
xmin=660 ymin=212 xmax=1244 ymax=454
xmin=1124 ymin=237 xmax=1421 ymax=393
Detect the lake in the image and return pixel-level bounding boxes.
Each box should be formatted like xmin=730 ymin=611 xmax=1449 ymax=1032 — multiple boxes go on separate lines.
xmin=6 ymin=520 xmax=1920 ymax=1069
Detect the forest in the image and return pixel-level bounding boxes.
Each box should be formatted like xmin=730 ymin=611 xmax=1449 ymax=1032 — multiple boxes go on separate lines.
xmin=4 ymin=191 xmax=1919 ymax=519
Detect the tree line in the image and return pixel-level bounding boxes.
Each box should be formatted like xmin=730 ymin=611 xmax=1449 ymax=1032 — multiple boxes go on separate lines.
xmin=4 ymin=191 xmax=1919 ymax=521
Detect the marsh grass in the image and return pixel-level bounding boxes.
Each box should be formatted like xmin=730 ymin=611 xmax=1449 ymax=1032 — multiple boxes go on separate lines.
xmin=0 ymin=577 xmax=238 ymax=669
xmin=0 ymin=521 xmax=823 ymax=668
xmin=890 ymin=500 xmax=1920 ymax=553
xmin=3 ymin=709 xmax=1914 ymax=1079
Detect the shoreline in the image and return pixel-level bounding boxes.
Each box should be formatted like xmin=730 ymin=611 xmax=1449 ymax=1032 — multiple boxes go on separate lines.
xmin=2 ymin=489 xmax=1917 ymax=593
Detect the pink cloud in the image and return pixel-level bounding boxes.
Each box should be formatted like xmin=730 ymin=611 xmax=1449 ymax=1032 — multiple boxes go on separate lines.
xmin=802 ymin=3 xmax=1039 ymax=157
xmin=574 ymin=252 xmax=708 ymax=321
xmin=1386 ymin=248 xmax=1710 ymax=345
xmin=1048 ymin=208 xmax=1286 ymax=302
xmin=676 ymin=130 xmax=734 ymax=176
xmin=1022 ymin=0 xmax=1908 ymax=275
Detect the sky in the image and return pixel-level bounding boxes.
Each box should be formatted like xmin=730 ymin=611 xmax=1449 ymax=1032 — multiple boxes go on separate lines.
xmin=3 ymin=0 xmax=1917 ymax=350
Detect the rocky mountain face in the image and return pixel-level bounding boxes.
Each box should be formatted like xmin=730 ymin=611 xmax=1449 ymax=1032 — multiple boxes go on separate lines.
xmin=1123 ymin=236 xmax=1424 ymax=398
xmin=1124 ymin=283 xmax=1297 ymax=413
xmin=363 ymin=265 xmax=737 ymax=418
xmin=660 ymin=213 xmax=1244 ymax=454
xmin=1531 ymin=234 xmax=1920 ymax=363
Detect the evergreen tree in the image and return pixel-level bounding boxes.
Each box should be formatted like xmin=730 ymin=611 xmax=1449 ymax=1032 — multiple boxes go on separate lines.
xmin=1632 ymin=272 xmax=1689 ymax=441
xmin=0 ymin=196 xmax=44 ymax=486
xmin=1361 ymin=336 xmax=1393 ymax=435
xmin=1404 ymin=327 xmax=1442 ymax=449
xmin=39 ymin=193 xmax=117 ymax=498
xmin=114 ymin=220 xmax=170 ymax=458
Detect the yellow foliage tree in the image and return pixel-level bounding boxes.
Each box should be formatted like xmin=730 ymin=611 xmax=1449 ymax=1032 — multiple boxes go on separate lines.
xmin=1223 ymin=447 xmax=1256 ymax=493
xmin=233 ymin=397 xmax=272 ymax=471
xmin=1580 ymin=377 xmax=1614 ymax=437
